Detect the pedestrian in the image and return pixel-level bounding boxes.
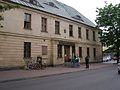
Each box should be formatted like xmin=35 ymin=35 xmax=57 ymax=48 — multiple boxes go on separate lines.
xmin=76 ymin=54 xmax=80 ymax=67
xmin=85 ymin=56 xmax=89 ymax=69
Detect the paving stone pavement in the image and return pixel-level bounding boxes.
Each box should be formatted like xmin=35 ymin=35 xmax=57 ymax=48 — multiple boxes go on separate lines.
xmin=0 ymin=63 xmax=114 ymax=83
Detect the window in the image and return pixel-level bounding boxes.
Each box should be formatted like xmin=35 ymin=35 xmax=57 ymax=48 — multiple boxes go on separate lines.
xmin=22 ymin=0 xmax=43 ymax=7
xmin=78 ymin=27 xmax=81 ymax=38
xmin=44 ymin=2 xmax=58 ymax=9
xmin=86 ymin=29 xmax=89 ymax=40
xmin=79 ymin=47 xmax=82 ymax=57
xmin=24 ymin=42 xmax=31 ymax=58
xmin=42 ymin=46 xmax=48 ymax=55
xmin=69 ymin=25 xmax=73 ymax=37
xmin=24 ymin=13 xmax=31 ymax=29
xmin=57 ymin=45 xmax=62 ymax=58
xmin=72 ymin=15 xmax=84 ymax=22
xmin=64 ymin=29 xmax=66 ymax=33
xmin=29 ymin=0 xmax=37 ymax=5
xmin=87 ymin=47 xmax=89 ymax=57
xmin=55 ymin=21 xmax=60 ymax=34
xmin=93 ymin=31 xmax=96 ymax=41
xmin=72 ymin=46 xmax=75 ymax=56
xmin=93 ymin=48 xmax=96 ymax=57
xmin=41 ymin=17 xmax=47 ymax=32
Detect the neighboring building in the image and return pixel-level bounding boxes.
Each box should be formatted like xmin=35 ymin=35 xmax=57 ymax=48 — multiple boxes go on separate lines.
xmin=0 ymin=0 xmax=102 ymax=68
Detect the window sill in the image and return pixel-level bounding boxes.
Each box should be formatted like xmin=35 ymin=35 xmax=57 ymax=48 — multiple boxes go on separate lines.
xmin=55 ymin=33 xmax=61 ymax=35
xmin=24 ymin=28 xmax=32 ymax=30
xmin=78 ymin=37 xmax=82 ymax=39
xmin=57 ymin=57 xmax=63 ymax=59
xmin=41 ymin=31 xmax=48 ymax=33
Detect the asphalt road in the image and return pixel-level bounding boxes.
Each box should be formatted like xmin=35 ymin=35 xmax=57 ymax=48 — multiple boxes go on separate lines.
xmin=0 ymin=65 xmax=120 ymax=90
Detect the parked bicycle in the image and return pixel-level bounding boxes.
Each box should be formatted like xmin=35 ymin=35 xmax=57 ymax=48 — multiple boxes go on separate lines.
xmin=24 ymin=56 xmax=46 ymax=70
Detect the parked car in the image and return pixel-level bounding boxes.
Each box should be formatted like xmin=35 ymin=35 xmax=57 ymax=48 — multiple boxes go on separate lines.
xmin=103 ymin=55 xmax=111 ymax=62
xmin=118 ymin=63 xmax=120 ymax=74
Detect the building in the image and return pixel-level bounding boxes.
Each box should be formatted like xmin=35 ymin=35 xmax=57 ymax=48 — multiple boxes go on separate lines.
xmin=0 ymin=0 xmax=102 ymax=68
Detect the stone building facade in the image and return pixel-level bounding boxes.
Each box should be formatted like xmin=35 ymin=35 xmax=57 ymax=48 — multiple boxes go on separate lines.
xmin=0 ymin=0 xmax=102 ymax=68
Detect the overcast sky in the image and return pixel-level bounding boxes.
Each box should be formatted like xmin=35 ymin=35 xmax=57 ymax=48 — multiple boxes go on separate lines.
xmin=57 ymin=0 xmax=120 ymax=24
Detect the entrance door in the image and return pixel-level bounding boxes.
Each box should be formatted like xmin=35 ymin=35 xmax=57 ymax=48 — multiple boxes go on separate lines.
xmin=64 ymin=45 xmax=70 ymax=62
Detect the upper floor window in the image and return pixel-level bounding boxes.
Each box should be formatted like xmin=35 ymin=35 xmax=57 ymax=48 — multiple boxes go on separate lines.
xmin=41 ymin=17 xmax=47 ymax=32
xmin=93 ymin=31 xmax=96 ymax=41
xmin=69 ymin=25 xmax=73 ymax=37
xmin=55 ymin=21 xmax=60 ymax=34
xmin=86 ymin=29 xmax=89 ymax=40
xmin=24 ymin=13 xmax=31 ymax=29
xmin=78 ymin=27 xmax=81 ymax=38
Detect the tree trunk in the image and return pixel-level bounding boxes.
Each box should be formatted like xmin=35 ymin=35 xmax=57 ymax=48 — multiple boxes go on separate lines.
xmin=116 ymin=44 xmax=119 ymax=64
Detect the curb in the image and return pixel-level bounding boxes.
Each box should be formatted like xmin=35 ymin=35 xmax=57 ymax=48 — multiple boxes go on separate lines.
xmin=0 ymin=64 xmax=113 ymax=83
xmin=0 ymin=69 xmax=87 ymax=83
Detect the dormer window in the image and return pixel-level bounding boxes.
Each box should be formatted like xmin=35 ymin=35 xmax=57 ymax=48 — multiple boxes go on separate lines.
xmin=29 ymin=0 xmax=37 ymax=5
xmin=72 ymin=15 xmax=84 ymax=22
xmin=21 ymin=0 xmax=43 ymax=7
xmin=49 ymin=2 xmax=55 ymax=7
xmin=44 ymin=2 xmax=59 ymax=9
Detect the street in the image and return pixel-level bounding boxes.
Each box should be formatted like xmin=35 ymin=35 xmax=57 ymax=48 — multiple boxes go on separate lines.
xmin=0 ymin=65 xmax=120 ymax=90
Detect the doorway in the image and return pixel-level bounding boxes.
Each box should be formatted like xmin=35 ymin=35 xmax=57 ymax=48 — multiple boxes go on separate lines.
xmin=64 ymin=45 xmax=70 ymax=62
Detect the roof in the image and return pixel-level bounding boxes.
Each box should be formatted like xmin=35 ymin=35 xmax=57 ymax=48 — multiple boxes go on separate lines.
xmin=8 ymin=0 xmax=96 ymax=27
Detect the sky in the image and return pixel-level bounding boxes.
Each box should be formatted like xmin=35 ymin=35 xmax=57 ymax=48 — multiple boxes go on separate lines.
xmin=57 ymin=0 xmax=120 ymax=24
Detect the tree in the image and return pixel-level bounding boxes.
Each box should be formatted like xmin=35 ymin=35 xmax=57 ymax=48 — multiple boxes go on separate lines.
xmin=95 ymin=3 xmax=120 ymax=63
xmin=0 ymin=1 xmax=19 ymax=27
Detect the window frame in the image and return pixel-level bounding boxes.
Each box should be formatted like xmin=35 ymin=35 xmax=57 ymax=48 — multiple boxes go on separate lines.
xmin=55 ymin=21 xmax=60 ymax=34
xmin=93 ymin=48 xmax=96 ymax=57
xmin=87 ymin=47 xmax=90 ymax=57
xmin=93 ymin=31 xmax=96 ymax=41
xmin=57 ymin=45 xmax=62 ymax=58
xmin=78 ymin=27 xmax=81 ymax=38
xmin=41 ymin=17 xmax=47 ymax=32
xmin=86 ymin=29 xmax=89 ymax=40
xmin=42 ymin=46 xmax=48 ymax=55
xmin=69 ymin=25 xmax=73 ymax=37
xmin=79 ymin=47 xmax=82 ymax=58
xmin=24 ymin=13 xmax=31 ymax=30
xmin=24 ymin=42 xmax=31 ymax=58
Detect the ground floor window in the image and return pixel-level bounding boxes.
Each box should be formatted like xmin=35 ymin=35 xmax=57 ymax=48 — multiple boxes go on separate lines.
xmin=57 ymin=45 xmax=62 ymax=58
xmin=79 ymin=47 xmax=82 ymax=58
xmin=42 ymin=46 xmax=48 ymax=55
xmin=87 ymin=47 xmax=90 ymax=56
xmin=72 ymin=46 xmax=75 ymax=57
xmin=93 ymin=48 xmax=96 ymax=57
xmin=24 ymin=42 xmax=31 ymax=58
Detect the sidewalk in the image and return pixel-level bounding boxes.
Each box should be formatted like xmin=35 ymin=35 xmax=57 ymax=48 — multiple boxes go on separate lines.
xmin=0 ymin=63 xmax=113 ymax=83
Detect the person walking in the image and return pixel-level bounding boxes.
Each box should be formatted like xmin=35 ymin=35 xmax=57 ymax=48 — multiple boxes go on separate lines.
xmin=76 ymin=55 xmax=80 ymax=67
xmin=85 ymin=56 xmax=89 ymax=69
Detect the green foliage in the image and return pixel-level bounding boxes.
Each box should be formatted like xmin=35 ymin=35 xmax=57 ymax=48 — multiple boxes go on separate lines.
xmin=96 ymin=3 xmax=120 ymax=63
xmin=96 ymin=3 xmax=120 ymax=46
